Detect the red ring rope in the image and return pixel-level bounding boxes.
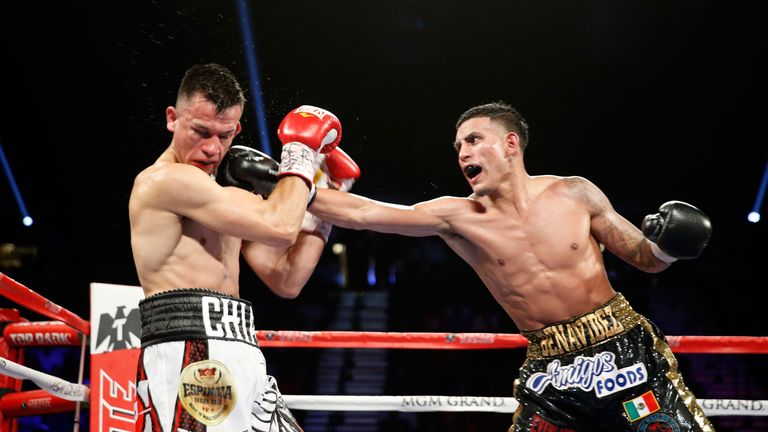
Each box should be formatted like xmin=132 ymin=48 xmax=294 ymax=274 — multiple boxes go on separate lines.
xmin=0 ymin=390 xmax=78 ymax=417
xmin=0 ymin=272 xmax=90 ymax=335
xmin=3 ymin=321 xmax=82 ymax=347
xmin=3 ymin=274 xmax=765 ymax=354
xmin=255 ymin=330 xmax=768 ymax=354
xmin=2 ymin=323 xmax=764 ymax=354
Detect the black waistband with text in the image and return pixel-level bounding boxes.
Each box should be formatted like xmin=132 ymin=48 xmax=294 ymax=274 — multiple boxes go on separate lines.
xmin=139 ymin=288 xmax=258 ymax=348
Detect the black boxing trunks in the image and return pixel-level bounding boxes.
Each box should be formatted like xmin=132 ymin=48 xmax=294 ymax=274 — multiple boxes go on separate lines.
xmin=510 ymin=293 xmax=714 ymax=432
xmin=134 ymin=288 xmax=302 ymax=432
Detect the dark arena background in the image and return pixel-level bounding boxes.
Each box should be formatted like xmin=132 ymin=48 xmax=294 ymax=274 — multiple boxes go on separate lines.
xmin=0 ymin=1 xmax=766 ymax=431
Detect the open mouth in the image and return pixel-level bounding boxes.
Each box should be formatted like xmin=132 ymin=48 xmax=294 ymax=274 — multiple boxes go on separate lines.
xmin=464 ymin=164 xmax=482 ymax=180
xmin=192 ymin=160 xmax=216 ymax=172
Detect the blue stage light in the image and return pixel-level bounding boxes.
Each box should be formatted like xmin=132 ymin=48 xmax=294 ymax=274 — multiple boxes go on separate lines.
xmin=235 ymin=0 xmax=273 ymax=157
xmin=748 ymin=160 xmax=768 ymax=224
xmin=0 ymin=142 xmax=33 ymax=227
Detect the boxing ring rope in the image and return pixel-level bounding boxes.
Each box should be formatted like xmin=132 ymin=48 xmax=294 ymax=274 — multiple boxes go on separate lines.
xmin=278 ymin=395 xmax=768 ymax=417
xmin=2 ymin=324 xmax=767 ymax=353
xmin=2 ymin=272 xmax=768 ymax=430
xmin=1 ymin=272 xmax=89 ymax=431
xmin=0 ymin=273 xmax=89 ymax=335
xmin=0 ymin=357 xmax=89 ymax=402
xmin=254 ymin=330 xmax=768 ymax=353
xmin=1 ymin=358 xmax=766 ymax=416
xmin=0 ymin=272 xmax=90 ymax=429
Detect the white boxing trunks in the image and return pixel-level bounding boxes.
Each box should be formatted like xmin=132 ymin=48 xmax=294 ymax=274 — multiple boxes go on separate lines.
xmin=135 ymin=288 xmax=302 ymax=432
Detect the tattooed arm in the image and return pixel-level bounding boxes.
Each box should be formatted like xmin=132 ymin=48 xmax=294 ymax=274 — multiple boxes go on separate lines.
xmin=563 ymin=177 xmax=669 ymax=273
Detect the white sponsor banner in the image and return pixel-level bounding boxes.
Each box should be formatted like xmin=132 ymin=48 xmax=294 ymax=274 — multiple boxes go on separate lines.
xmin=90 ymin=283 xmax=144 ymax=354
xmin=697 ymin=399 xmax=768 ymax=416
xmin=90 ymin=282 xmax=145 ymax=432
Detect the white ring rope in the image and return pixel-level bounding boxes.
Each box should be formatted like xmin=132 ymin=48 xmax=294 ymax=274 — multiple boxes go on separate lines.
xmin=282 ymin=395 xmax=768 ymax=417
xmin=1 ymin=354 xmax=767 ymax=418
xmin=0 ymin=356 xmax=89 ymax=402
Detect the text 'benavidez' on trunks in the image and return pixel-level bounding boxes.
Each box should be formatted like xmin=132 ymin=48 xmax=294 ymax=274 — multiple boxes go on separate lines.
xmin=523 ymin=293 xmax=642 ymax=359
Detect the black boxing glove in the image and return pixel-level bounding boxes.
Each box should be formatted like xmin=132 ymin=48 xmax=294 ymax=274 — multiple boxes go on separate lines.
xmin=216 ymin=145 xmax=278 ymax=197
xmin=641 ymin=200 xmax=712 ymax=262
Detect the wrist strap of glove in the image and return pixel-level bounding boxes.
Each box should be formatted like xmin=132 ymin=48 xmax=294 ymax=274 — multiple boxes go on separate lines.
xmin=278 ymin=142 xmax=317 ymax=187
xmin=650 ymin=242 xmax=678 ymax=264
xmin=301 ymin=212 xmax=332 ymax=243
xmin=307 ymin=183 xmax=317 ymax=207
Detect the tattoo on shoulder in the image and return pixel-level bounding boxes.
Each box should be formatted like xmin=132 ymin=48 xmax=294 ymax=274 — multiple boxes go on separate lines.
xmin=562 ymin=177 xmax=607 ymax=213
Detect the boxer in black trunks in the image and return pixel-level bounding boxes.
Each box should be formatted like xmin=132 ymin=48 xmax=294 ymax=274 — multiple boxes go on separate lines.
xmin=517 ymin=293 xmax=705 ymax=431
xmin=306 ymin=101 xmax=715 ymax=431
xmin=129 ymin=63 xmax=357 ymax=431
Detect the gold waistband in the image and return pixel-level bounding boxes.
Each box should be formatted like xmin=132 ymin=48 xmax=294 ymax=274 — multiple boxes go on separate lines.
xmin=522 ymin=293 xmax=644 ymax=359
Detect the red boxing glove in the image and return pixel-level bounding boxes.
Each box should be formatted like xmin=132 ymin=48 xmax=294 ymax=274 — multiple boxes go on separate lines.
xmin=278 ymin=105 xmax=342 ymax=152
xmin=323 ymin=147 xmax=361 ymax=192
xmin=277 ymin=106 xmax=342 ymax=186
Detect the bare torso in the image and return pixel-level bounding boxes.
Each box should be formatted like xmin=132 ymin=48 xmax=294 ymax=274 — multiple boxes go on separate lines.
xmin=129 ymin=156 xmax=243 ymax=298
xmin=436 ymin=176 xmax=616 ymax=331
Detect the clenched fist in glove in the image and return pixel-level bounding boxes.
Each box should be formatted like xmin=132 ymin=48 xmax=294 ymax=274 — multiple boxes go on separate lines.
xmin=322 ymin=147 xmax=361 ymax=192
xmin=216 ymin=145 xmax=278 ymax=198
xmin=277 ymin=105 xmax=342 ymax=187
xmin=641 ymin=200 xmax=712 ymax=263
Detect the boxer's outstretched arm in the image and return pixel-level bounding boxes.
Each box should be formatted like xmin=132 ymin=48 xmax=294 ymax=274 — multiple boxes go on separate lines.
xmin=310 ymin=189 xmax=457 ymax=237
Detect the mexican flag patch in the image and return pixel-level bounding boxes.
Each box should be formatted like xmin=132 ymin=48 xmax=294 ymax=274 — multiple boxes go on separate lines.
xmin=623 ymin=390 xmax=660 ymax=421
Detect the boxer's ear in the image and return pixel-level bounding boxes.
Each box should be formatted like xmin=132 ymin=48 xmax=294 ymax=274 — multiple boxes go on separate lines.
xmin=504 ymin=131 xmax=521 ymax=156
xmin=166 ymin=106 xmax=178 ymax=132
